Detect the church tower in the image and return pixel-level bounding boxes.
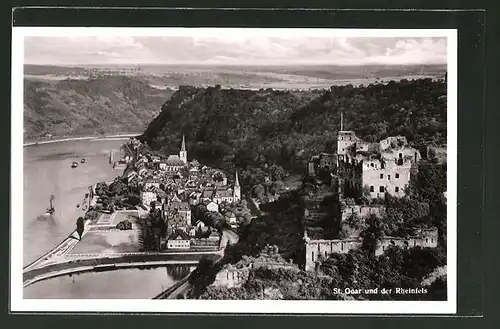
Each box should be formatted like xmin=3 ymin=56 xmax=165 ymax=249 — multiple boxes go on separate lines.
xmin=179 ymin=134 xmax=187 ymax=164
xmin=233 ymin=171 xmax=241 ymax=203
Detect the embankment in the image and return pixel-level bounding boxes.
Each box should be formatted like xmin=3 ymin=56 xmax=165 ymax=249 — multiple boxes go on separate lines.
xmin=23 ymin=133 xmax=140 ymax=147
xmin=23 ymin=252 xmax=222 ymax=287
xmin=23 ymin=212 xmax=94 ymax=272
xmin=153 ymin=275 xmax=191 ymax=300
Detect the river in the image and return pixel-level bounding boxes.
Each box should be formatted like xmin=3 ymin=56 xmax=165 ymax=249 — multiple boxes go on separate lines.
xmin=24 ymin=265 xmax=194 ymax=299
xmin=23 ymin=139 xmax=205 ymax=299
xmin=23 ymin=139 xmax=127 ymax=267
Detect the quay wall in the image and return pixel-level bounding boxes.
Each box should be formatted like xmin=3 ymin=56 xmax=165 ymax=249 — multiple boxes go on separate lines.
xmin=23 ymin=214 xmax=95 ymax=272
xmin=23 ymin=251 xmax=222 ymax=286
xmin=153 ymin=275 xmax=191 ymax=300
xmin=23 ymin=260 xmax=199 ymax=288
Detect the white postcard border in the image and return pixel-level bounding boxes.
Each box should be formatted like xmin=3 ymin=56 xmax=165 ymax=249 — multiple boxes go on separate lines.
xmin=11 ymin=27 xmax=457 ymax=314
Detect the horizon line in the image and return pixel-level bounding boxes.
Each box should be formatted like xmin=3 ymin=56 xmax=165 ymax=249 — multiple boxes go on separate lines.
xmin=24 ymin=62 xmax=448 ymax=67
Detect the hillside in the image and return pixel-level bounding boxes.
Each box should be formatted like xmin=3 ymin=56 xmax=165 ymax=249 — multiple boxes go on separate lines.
xmin=23 ymin=75 xmax=174 ymax=141
xmin=140 ymin=78 xmax=447 ymax=178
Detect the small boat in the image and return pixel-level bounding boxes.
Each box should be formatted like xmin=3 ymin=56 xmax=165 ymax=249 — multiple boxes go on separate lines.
xmin=81 ymin=158 xmax=86 ymax=163
xmin=71 ymin=161 xmax=78 ymax=168
xmin=45 ymin=195 xmax=55 ymax=216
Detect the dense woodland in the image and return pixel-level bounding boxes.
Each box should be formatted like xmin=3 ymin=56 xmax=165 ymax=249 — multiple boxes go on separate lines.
xmin=140 ymin=78 xmax=448 ymax=300
xmin=141 ymin=78 xmax=446 ymax=189
xmin=188 ymin=175 xmax=447 ymax=300
xmin=194 ymin=247 xmax=446 ymax=301
xmin=187 ymin=171 xmax=447 ymax=300
xmin=24 ymin=75 xmax=173 ymax=140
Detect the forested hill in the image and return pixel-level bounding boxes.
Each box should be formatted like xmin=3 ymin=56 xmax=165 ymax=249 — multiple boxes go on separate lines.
xmin=140 ymin=78 xmax=447 ymax=176
xmin=24 ymin=75 xmax=174 ymax=141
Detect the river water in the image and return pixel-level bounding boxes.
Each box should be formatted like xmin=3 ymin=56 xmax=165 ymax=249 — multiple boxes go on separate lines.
xmin=23 ymin=139 xmax=126 ymax=267
xmin=24 ymin=265 xmax=194 ymax=299
xmin=23 ymin=139 xmax=195 ymax=299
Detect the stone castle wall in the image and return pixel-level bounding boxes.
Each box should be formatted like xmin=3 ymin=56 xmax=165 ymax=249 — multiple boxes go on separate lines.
xmin=374 ymin=228 xmax=439 ymax=256
xmin=211 ymin=267 xmax=250 ymax=288
xmin=211 ymin=261 xmax=299 ymax=288
xmin=304 ymin=228 xmax=439 ymax=271
xmin=305 ymin=238 xmax=362 ymax=271
xmin=341 ymin=205 xmax=386 ymax=222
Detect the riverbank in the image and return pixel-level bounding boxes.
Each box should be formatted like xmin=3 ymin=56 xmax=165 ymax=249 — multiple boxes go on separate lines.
xmin=23 ymin=256 xmax=210 ymax=288
xmin=152 ymin=274 xmax=191 ymax=299
xmin=23 ymin=133 xmax=141 ymax=147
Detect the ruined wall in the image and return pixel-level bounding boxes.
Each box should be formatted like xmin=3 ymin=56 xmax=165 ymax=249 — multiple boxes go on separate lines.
xmin=341 ymin=205 xmax=386 ymax=222
xmin=379 ymin=136 xmax=408 ymax=151
xmin=304 ymin=207 xmax=328 ymax=222
xmin=337 ymin=131 xmax=358 ymax=156
xmin=304 ymin=238 xmax=362 ymax=271
xmin=252 ymin=261 xmax=300 ymax=272
xmin=304 ymin=228 xmax=439 ymax=271
xmin=382 ymin=148 xmax=421 ymax=166
xmin=375 ymin=229 xmax=439 ymax=256
xmin=319 ymin=153 xmax=336 ymax=170
xmin=211 ymin=266 xmax=250 ymax=288
xmin=338 ymin=157 xmax=363 ymax=199
xmin=356 ymin=141 xmax=379 ymax=153
xmin=211 ymin=261 xmax=299 ymax=288
xmin=308 ymin=162 xmax=316 ymax=176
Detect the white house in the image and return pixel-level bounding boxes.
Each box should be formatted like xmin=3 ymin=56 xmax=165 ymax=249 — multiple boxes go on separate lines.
xmin=140 ymin=190 xmax=157 ymax=206
xmin=206 ymin=201 xmax=219 ymax=212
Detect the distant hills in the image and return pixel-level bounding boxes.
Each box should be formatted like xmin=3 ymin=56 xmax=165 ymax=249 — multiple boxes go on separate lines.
xmin=23 ymin=75 xmax=174 ymax=141
xmin=24 ymin=63 xmax=446 ymax=90
xmin=23 ymin=64 xmax=446 ymax=142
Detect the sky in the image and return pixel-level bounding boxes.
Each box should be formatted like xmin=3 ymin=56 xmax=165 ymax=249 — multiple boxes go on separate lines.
xmin=24 ymin=35 xmax=448 ymax=66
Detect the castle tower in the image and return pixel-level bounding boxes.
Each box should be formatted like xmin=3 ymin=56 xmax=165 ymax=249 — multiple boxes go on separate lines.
xmin=179 ymin=134 xmax=187 ymax=164
xmin=233 ymin=171 xmax=241 ymax=203
xmin=337 ymin=112 xmax=356 ymax=162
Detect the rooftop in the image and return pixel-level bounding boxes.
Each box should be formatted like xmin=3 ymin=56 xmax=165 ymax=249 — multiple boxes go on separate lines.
xmin=165 ymin=155 xmax=185 ymax=166
xmin=167 ymin=229 xmax=190 ymax=240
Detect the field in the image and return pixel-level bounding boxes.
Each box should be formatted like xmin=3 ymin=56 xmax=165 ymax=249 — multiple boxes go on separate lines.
xmin=66 ymin=210 xmax=143 ymax=254
xmin=25 ymin=63 xmax=447 ymax=91
xmin=68 ymin=230 xmax=141 ymax=255
xmin=96 ymin=210 xmax=140 ymax=226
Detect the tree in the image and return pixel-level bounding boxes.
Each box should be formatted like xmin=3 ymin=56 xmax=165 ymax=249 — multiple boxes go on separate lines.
xmin=269 ymin=180 xmax=285 ymax=195
xmin=76 ymin=217 xmax=85 ymax=240
xmin=252 ymin=184 xmax=266 ymax=201
xmin=108 ymin=203 xmax=116 ymax=213
xmin=268 ymin=164 xmax=287 ymax=181
xmin=360 ymin=214 xmax=383 ymax=254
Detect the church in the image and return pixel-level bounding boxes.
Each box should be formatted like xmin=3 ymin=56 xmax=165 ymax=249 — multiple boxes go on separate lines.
xmin=159 ymin=134 xmax=188 ymax=172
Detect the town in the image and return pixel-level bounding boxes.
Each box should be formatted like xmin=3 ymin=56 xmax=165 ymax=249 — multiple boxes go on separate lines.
xmin=85 ymin=111 xmax=444 ymax=275
xmin=89 ymin=134 xmax=246 ymax=253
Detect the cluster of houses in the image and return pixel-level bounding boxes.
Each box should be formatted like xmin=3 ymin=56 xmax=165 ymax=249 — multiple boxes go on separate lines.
xmin=123 ymin=135 xmax=241 ymax=250
xmin=303 ymin=114 xmax=440 ymax=270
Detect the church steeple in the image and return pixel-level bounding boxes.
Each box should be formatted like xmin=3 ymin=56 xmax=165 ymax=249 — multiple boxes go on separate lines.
xmin=181 ymin=134 xmax=186 ymax=152
xmin=179 ymin=134 xmax=187 ymax=164
xmin=340 ymin=112 xmax=344 ymax=131
xmin=233 ymin=170 xmax=241 ymax=202
xmin=235 ymin=170 xmax=240 ymax=186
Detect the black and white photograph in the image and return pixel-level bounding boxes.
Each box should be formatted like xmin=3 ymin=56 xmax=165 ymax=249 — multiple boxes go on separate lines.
xmin=11 ymin=27 xmax=457 ymax=314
